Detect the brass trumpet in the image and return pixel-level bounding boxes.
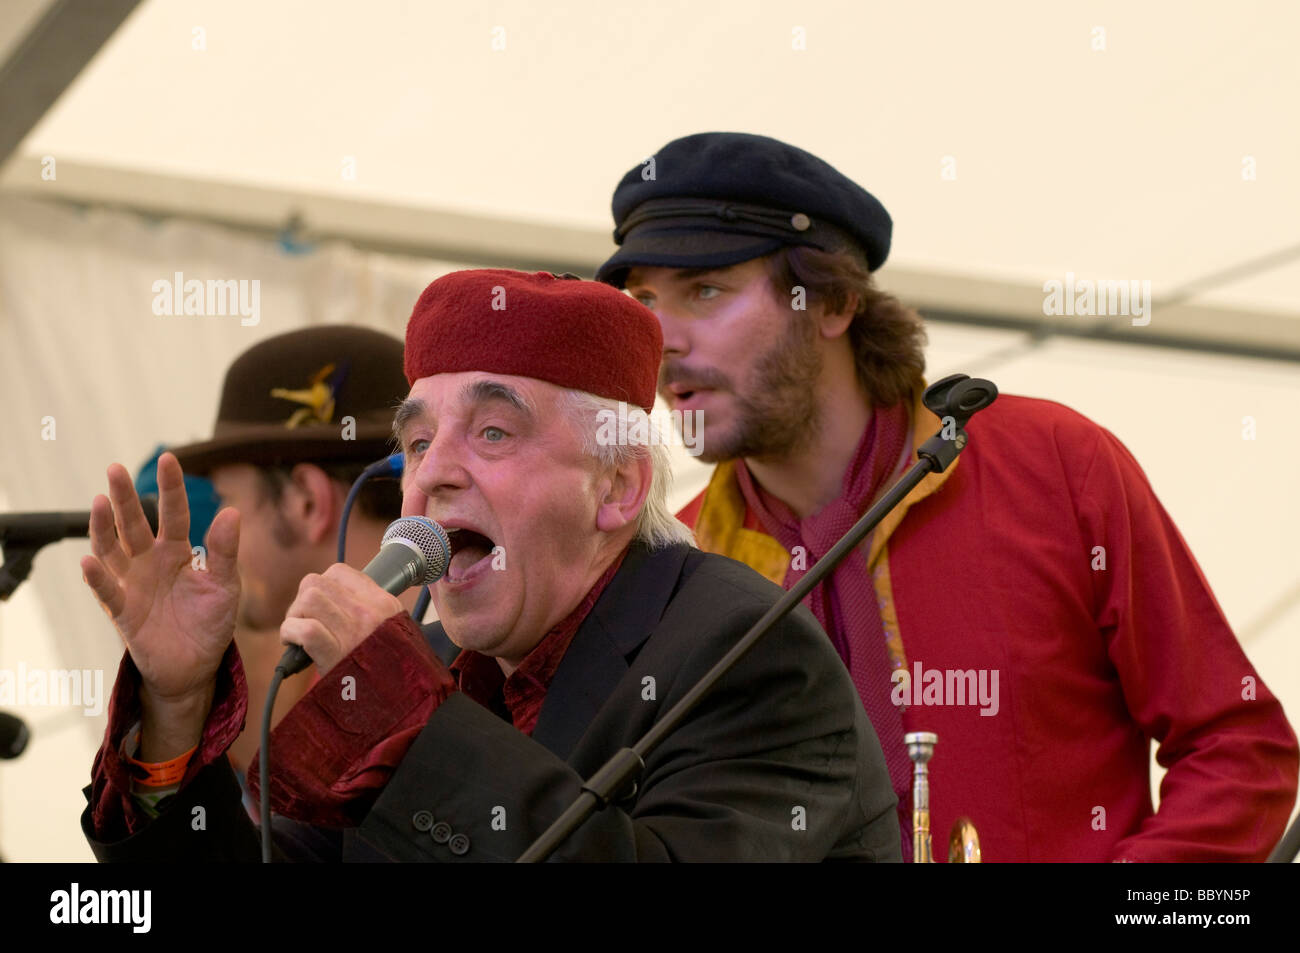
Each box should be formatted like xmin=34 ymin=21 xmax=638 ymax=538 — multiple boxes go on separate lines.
xmin=904 ymin=731 xmax=981 ymax=863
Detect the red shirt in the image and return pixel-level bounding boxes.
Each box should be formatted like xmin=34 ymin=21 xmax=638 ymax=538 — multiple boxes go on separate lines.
xmin=681 ymin=391 xmax=1299 ymax=861
xmin=451 ymin=550 xmax=626 ymax=736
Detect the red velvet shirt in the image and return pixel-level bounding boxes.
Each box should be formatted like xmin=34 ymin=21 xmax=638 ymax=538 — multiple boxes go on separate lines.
xmin=452 ymin=550 xmax=626 ymax=736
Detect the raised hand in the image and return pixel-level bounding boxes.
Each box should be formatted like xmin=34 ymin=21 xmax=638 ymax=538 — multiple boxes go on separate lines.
xmin=80 ymin=452 xmax=240 ymax=759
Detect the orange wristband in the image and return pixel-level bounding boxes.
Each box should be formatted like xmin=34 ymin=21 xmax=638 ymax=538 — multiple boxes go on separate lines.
xmin=126 ymin=744 xmax=197 ymax=788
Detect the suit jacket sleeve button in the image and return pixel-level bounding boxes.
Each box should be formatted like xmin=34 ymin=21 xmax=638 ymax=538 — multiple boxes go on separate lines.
xmin=430 ymin=821 xmax=453 ymax=844
xmin=411 ymin=810 xmax=434 ymax=832
xmin=448 ymin=833 xmax=470 ymax=856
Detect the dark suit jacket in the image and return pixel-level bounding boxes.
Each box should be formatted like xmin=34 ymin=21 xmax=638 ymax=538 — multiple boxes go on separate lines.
xmin=82 ymin=541 xmax=901 ymax=861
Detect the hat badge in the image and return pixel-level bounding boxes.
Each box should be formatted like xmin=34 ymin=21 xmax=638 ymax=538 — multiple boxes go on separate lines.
xmin=270 ymin=362 xmax=348 ymax=429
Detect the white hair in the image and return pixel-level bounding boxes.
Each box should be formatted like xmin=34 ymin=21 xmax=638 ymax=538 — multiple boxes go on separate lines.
xmin=561 ymin=390 xmax=697 ymax=550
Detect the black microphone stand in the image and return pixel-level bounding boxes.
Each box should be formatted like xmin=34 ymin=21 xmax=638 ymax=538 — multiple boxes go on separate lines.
xmin=0 ymin=499 xmax=160 ymax=601
xmin=0 ymin=519 xmax=81 ymax=600
xmin=516 ymin=374 xmax=999 ymax=862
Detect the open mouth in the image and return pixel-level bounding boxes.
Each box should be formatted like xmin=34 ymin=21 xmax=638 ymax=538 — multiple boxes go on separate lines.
xmin=444 ymin=526 xmax=497 ymax=582
xmin=668 ymin=383 xmax=712 ymax=404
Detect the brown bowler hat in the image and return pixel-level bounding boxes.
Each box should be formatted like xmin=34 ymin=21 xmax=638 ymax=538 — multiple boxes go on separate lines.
xmin=170 ymin=325 xmax=408 ymax=476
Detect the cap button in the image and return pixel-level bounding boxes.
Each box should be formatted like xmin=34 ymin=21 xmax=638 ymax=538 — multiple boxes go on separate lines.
xmin=791 ymin=213 xmax=812 ymax=231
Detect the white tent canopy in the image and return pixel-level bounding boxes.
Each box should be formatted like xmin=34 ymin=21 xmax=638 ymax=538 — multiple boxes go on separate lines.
xmin=4 ymin=0 xmax=1299 ymax=346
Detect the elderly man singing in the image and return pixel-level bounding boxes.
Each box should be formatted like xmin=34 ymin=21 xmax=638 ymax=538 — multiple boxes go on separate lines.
xmin=78 ymin=270 xmax=900 ymax=862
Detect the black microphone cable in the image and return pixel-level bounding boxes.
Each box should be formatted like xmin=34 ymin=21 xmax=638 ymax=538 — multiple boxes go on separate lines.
xmin=336 ymin=453 xmax=404 ymax=563
xmin=260 ymin=452 xmax=404 ymax=863
xmin=336 ymin=454 xmax=431 ymax=623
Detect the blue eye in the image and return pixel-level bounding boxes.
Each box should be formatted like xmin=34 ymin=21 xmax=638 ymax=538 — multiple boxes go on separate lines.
xmin=698 ymin=285 xmax=721 ymax=300
xmin=483 ymin=427 xmax=506 ymax=442
xmin=406 ymin=438 xmax=430 ymax=457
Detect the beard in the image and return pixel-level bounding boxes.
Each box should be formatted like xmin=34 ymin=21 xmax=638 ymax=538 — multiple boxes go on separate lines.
xmin=236 ymin=508 xmax=302 ymax=629
xmin=660 ymin=310 xmax=824 ymax=464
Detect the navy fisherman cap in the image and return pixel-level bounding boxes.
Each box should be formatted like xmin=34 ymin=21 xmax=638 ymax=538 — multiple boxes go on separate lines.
xmin=596 ymin=132 xmax=892 ymax=287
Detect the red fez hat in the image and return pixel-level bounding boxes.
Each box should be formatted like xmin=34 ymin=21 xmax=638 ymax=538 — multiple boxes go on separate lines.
xmin=404 ymin=270 xmax=662 ymax=412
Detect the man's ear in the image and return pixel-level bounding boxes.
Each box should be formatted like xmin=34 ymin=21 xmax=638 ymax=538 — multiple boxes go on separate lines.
xmin=594 ymin=453 xmax=653 ymax=534
xmin=287 ymin=463 xmax=339 ymax=545
xmin=814 ymin=292 xmax=858 ymax=340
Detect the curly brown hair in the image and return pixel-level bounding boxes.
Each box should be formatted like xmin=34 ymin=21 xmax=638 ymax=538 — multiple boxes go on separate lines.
xmin=764 ymin=245 xmax=927 ymax=408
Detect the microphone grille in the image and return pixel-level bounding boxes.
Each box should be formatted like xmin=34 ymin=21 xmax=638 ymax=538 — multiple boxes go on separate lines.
xmin=381 ymin=516 xmax=451 ymax=584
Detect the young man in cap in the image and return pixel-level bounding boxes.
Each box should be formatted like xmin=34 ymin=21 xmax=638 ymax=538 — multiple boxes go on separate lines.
xmin=597 ymin=131 xmax=1298 ymax=862
xmin=78 ymin=270 xmax=900 ymax=862
xmin=134 ymin=326 xmax=412 ymax=790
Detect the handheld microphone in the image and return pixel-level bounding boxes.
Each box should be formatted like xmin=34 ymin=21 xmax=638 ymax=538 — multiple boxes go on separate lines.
xmin=0 ymin=498 xmax=160 ymax=546
xmin=276 ymin=516 xmax=451 ymax=676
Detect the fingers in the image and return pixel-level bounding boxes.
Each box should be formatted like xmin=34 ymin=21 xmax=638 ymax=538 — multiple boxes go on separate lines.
xmin=155 ymin=451 xmax=191 ymax=544
xmin=286 ymin=581 xmax=354 ymax=639
xmin=80 ymin=554 xmax=124 ymax=619
xmin=88 ymin=494 xmax=129 ymax=577
xmin=279 ymin=616 xmax=340 ymax=675
xmin=318 ymin=562 xmax=380 ymax=597
xmin=283 ymin=569 xmax=397 ymax=675
xmin=106 ymin=463 xmax=155 ymax=557
xmin=307 ymin=564 xmax=402 ymax=623
xmin=204 ymin=506 xmax=241 ymax=580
